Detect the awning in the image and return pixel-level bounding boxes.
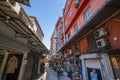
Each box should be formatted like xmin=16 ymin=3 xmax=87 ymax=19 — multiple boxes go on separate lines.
xmin=0 ymin=2 xmax=48 ymax=54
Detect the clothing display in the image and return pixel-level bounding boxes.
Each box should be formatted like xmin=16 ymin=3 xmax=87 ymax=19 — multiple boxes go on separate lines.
xmin=6 ymin=56 xmax=18 ymax=74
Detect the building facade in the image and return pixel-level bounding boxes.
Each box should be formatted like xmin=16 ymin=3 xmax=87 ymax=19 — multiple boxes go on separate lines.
xmin=50 ymin=0 xmax=120 ymax=80
xmin=0 ymin=0 xmax=48 ymax=80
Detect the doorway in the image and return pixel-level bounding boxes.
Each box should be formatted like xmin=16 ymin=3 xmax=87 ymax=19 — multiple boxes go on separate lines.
xmin=85 ymin=59 xmax=102 ymax=80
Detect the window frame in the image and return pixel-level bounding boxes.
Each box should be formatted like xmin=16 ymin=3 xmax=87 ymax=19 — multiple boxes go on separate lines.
xmin=74 ymin=23 xmax=79 ymax=33
xmin=83 ymin=6 xmax=93 ymax=22
xmin=70 ymin=9 xmax=73 ymax=17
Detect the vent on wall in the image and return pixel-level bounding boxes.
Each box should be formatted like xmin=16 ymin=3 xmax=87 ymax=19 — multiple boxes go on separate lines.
xmin=68 ymin=49 xmax=72 ymax=54
xmin=94 ymin=27 xmax=107 ymax=39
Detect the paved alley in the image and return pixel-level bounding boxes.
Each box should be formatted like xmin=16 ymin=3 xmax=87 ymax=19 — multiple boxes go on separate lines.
xmin=37 ymin=66 xmax=70 ymax=80
xmin=46 ymin=67 xmax=70 ymax=80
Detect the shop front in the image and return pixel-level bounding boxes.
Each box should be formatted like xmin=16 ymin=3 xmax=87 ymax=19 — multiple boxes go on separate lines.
xmin=1 ymin=52 xmax=23 ymax=80
xmin=80 ymin=53 xmax=111 ymax=80
xmin=0 ymin=49 xmax=27 ymax=80
xmin=109 ymin=53 xmax=120 ymax=80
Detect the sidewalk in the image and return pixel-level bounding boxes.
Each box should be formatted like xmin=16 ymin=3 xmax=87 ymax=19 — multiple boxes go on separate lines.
xmin=46 ymin=67 xmax=58 ymax=80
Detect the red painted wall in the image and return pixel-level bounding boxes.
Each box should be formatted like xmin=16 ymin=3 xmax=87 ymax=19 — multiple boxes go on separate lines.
xmin=55 ymin=17 xmax=62 ymax=51
xmin=50 ymin=32 xmax=54 ymax=52
xmin=64 ymin=0 xmax=106 ymax=39
xmin=90 ymin=0 xmax=106 ymax=14
xmin=107 ymin=19 xmax=120 ymax=50
xmin=80 ymin=37 xmax=88 ymax=54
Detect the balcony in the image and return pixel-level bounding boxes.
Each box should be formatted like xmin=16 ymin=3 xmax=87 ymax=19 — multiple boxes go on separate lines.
xmin=0 ymin=0 xmax=21 ymax=16
xmin=19 ymin=8 xmax=33 ymax=28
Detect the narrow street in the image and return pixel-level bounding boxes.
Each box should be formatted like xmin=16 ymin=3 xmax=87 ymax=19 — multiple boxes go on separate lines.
xmin=0 ymin=0 xmax=120 ymax=80
xmin=37 ymin=64 xmax=70 ymax=80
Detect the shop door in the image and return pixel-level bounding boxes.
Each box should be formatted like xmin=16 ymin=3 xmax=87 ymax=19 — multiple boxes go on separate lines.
xmin=110 ymin=53 xmax=120 ymax=80
xmin=2 ymin=54 xmax=23 ymax=80
xmin=85 ymin=59 xmax=102 ymax=80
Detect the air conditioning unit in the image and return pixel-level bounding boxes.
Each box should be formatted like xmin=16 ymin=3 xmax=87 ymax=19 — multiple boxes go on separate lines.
xmin=60 ymin=31 xmax=63 ymax=35
xmin=74 ymin=0 xmax=81 ymax=8
xmin=96 ymin=38 xmax=108 ymax=48
xmin=68 ymin=49 xmax=72 ymax=54
xmin=94 ymin=27 xmax=107 ymax=39
xmin=61 ymin=21 xmax=63 ymax=24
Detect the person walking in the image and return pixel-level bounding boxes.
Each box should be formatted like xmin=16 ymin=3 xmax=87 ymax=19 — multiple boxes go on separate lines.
xmin=67 ymin=69 xmax=73 ymax=80
xmin=53 ymin=63 xmax=57 ymax=71
xmin=40 ymin=62 xmax=45 ymax=73
xmin=56 ymin=65 xmax=61 ymax=80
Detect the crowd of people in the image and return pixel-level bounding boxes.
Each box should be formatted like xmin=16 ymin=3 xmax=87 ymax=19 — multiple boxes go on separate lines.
xmin=49 ymin=62 xmax=82 ymax=80
xmin=48 ymin=62 xmax=101 ymax=80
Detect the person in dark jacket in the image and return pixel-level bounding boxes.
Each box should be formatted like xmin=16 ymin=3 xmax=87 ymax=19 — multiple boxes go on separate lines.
xmin=67 ymin=70 xmax=73 ymax=80
xmin=40 ymin=62 xmax=45 ymax=73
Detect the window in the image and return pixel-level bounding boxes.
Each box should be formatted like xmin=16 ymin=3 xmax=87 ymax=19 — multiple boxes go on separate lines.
xmin=83 ymin=6 xmax=92 ymax=22
xmin=74 ymin=23 xmax=78 ymax=33
xmin=65 ymin=32 xmax=71 ymax=42
xmin=68 ymin=0 xmax=70 ymax=5
xmin=70 ymin=9 xmax=73 ymax=17
xmin=75 ymin=0 xmax=81 ymax=8
xmin=68 ymin=32 xmax=71 ymax=40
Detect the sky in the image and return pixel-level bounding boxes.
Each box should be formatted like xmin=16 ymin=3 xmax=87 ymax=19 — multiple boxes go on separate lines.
xmin=23 ymin=0 xmax=66 ymax=50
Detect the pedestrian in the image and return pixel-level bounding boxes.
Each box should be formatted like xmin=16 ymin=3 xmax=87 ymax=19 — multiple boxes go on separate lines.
xmin=90 ymin=69 xmax=98 ymax=80
xmin=67 ymin=69 xmax=73 ymax=80
xmin=53 ymin=63 xmax=57 ymax=71
xmin=56 ymin=65 xmax=61 ymax=80
xmin=40 ymin=62 xmax=45 ymax=73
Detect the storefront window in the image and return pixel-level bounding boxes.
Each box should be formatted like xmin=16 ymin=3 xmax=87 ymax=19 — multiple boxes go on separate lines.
xmin=110 ymin=54 xmax=120 ymax=79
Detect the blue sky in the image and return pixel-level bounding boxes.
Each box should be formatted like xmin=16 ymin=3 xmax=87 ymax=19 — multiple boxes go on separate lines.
xmin=23 ymin=0 xmax=66 ymax=50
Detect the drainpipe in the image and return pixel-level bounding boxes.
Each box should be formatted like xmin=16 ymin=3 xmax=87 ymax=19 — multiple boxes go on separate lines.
xmin=62 ymin=8 xmax=66 ymax=45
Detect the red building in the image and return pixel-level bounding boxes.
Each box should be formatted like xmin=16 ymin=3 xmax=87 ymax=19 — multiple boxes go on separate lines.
xmin=50 ymin=17 xmax=63 ymax=64
xmin=51 ymin=0 xmax=120 ymax=80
